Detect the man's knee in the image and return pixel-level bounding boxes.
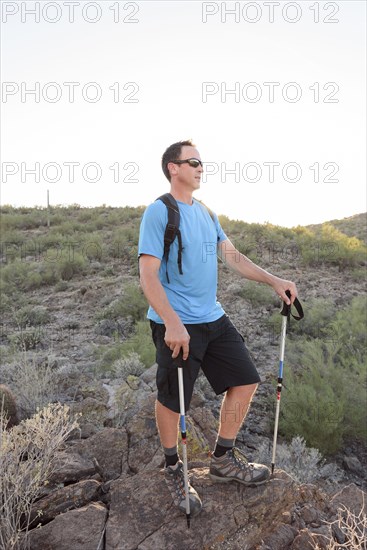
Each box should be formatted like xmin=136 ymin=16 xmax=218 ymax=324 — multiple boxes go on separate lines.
xmin=228 ymin=383 xmax=258 ymax=401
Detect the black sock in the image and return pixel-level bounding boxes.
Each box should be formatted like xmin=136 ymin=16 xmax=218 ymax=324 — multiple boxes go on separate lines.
xmin=165 ymin=452 xmax=179 ymax=467
xmin=213 ymin=436 xmax=235 ymax=458
xmin=214 ymin=443 xmax=232 ymax=458
xmin=163 ymin=445 xmax=179 ymax=467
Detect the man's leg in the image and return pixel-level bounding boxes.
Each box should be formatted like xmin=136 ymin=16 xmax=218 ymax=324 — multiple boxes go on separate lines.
xmin=210 ymin=383 xmax=270 ymax=484
xmin=156 ymin=399 xmax=203 ymax=517
xmin=155 ymin=400 xmax=180 ymax=466
xmin=213 ymin=383 xmax=257 ymax=457
xmin=218 ymin=383 xmax=258 ymax=439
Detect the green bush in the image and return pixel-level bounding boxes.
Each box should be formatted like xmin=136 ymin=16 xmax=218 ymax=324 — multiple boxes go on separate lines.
xmin=1 ymin=261 xmax=40 ymax=292
xmin=58 ymin=253 xmax=87 ymax=281
xmin=13 ymin=306 xmax=51 ymax=329
xmin=299 ymin=224 xmax=366 ymax=268
xmin=0 ymin=293 xmax=12 ymax=315
xmin=278 ymin=297 xmax=366 ymax=454
xmin=97 ymin=321 xmax=155 ymax=370
xmin=9 ymin=328 xmax=43 ymax=351
xmin=234 ymin=281 xmax=278 ymax=307
xmin=267 ymin=296 xmax=338 ymax=343
xmin=97 ymin=283 xmax=147 ymax=322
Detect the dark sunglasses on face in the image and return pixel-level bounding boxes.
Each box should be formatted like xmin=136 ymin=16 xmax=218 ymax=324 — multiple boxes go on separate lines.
xmin=171 ymin=158 xmax=203 ymax=168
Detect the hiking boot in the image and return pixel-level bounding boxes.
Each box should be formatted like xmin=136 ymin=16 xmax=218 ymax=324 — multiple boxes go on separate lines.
xmin=164 ymin=460 xmax=202 ymax=517
xmin=209 ymin=447 xmax=270 ymax=486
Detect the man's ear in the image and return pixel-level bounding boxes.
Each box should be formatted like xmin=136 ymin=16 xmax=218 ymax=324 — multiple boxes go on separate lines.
xmin=167 ymin=161 xmax=179 ymax=179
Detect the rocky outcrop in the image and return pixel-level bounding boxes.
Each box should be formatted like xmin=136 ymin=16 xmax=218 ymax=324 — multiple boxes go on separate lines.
xmin=28 ymin=456 xmax=366 ymax=550
xmin=22 ymin=371 xmax=366 ymax=550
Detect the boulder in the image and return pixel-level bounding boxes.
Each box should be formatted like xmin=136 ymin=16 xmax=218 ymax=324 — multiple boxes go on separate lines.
xmin=70 ymin=427 xmax=130 ymax=481
xmin=69 ymin=396 xmax=108 ymax=432
xmin=329 ymin=483 xmax=366 ymax=516
xmin=48 ymin=450 xmax=96 ymax=484
xmin=28 ymin=502 xmax=108 ymax=550
xmin=30 ymin=479 xmax=102 ymax=526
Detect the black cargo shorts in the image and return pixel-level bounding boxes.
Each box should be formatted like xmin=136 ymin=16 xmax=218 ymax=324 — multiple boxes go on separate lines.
xmin=150 ymin=314 xmax=261 ymax=413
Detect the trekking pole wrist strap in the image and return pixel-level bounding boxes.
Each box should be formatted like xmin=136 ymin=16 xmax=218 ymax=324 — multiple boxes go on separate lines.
xmin=280 ymin=290 xmax=304 ymax=321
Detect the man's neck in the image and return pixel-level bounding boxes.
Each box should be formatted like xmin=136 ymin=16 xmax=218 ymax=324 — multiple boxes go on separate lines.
xmin=169 ymin=187 xmax=194 ymax=205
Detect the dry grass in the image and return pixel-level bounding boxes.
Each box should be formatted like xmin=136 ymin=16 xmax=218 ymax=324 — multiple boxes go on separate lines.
xmin=0 ymin=403 xmax=79 ymax=550
xmin=313 ymin=495 xmax=366 ymax=550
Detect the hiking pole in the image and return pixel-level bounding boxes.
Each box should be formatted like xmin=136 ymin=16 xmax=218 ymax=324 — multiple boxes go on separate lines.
xmin=271 ymin=310 xmax=287 ymax=475
xmin=271 ymin=290 xmax=304 ymax=475
xmin=177 ymin=359 xmax=191 ymax=528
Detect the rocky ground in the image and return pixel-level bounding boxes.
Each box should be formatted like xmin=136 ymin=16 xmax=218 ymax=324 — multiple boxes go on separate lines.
xmin=21 ymin=364 xmax=366 ymax=550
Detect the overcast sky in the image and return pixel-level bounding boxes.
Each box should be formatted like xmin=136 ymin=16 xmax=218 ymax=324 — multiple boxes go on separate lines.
xmin=1 ymin=0 xmax=366 ymax=227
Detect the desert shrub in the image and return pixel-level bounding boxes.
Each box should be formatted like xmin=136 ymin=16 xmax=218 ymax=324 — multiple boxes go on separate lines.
xmin=328 ymin=296 xmax=367 ymax=365
xmin=80 ymin=234 xmax=104 ymax=261
xmin=0 ymin=355 xmax=60 ymax=418
xmin=299 ymin=224 xmax=366 ymax=268
xmin=109 ymin=227 xmax=139 ymax=262
xmin=318 ymin=501 xmax=367 ymax=550
xmin=0 ymin=384 xmax=19 ymax=429
xmin=349 ymin=266 xmax=367 ymax=281
xmin=97 ymin=321 xmax=155 ymax=371
xmin=111 ymin=352 xmax=145 ymax=379
xmin=268 ymin=297 xmax=338 ymax=340
xmin=0 ymin=403 xmax=79 ymax=550
xmin=0 ymin=231 xmax=26 ymax=262
xmin=0 ymin=292 xmax=12 ymax=315
xmin=264 ymin=298 xmax=366 ymax=454
xmin=0 ymin=260 xmax=60 ymax=293
xmin=97 ymin=283 xmax=147 ymax=322
xmin=278 ymin=337 xmax=366 ymax=454
xmin=255 ymin=436 xmax=343 ymax=484
xmin=55 ymin=280 xmax=68 ymax=292
xmin=13 ymin=306 xmax=51 ymax=329
xmin=0 ymin=261 xmax=36 ymax=292
xmin=58 ymin=253 xmax=87 ymax=281
xmin=9 ymin=328 xmax=43 ymax=351
xmin=234 ymin=280 xmax=279 ymax=307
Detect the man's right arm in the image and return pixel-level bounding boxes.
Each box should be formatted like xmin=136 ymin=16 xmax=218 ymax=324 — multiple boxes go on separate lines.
xmin=139 ymin=254 xmax=190 ymax=360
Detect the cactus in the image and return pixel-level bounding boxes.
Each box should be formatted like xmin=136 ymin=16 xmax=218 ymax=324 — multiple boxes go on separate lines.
xmin=0 ymin=384 xmax=19 ymax=429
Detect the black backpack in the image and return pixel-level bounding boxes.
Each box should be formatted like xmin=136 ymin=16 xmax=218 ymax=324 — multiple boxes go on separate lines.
xmin=157 ymin=193 xmax=217 ymax=283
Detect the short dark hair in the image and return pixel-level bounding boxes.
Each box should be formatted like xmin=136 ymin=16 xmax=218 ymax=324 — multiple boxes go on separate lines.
xmin=161 ymin=139 xmax=196 ymax=181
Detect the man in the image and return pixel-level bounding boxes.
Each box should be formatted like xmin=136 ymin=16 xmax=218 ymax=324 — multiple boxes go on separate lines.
xmin=138 ymin=140 xmax=298 ymax=517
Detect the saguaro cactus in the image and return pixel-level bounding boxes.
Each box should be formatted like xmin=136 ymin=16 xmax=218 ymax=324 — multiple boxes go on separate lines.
xmin=0 ymin=384 xmax=19 ymax=429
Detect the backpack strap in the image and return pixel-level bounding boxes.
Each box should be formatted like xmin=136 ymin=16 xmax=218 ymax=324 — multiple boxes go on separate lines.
xmin=156 ymin=193 xmax=183 ymax=283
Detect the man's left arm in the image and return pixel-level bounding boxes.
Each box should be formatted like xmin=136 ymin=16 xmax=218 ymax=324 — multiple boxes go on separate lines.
xmin=218 ymin=238 xmax=297 ymax=305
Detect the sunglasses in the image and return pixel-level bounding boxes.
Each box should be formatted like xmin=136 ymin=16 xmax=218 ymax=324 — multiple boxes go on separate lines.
xmin=171 ymin=158 xmax=203 ymax=168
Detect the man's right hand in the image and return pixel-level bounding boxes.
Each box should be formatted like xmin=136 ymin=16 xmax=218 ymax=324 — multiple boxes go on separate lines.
xmin=164 ymin=320 xmax=190 ymax=360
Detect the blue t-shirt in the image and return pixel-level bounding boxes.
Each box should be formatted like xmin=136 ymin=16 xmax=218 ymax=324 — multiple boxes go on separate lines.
xmin=138 ymin=198 xmax=227 ymax=324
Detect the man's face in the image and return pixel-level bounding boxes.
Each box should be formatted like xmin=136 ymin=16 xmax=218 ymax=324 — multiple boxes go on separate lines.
xmin=171 ymin=145 xmax=203 ymax=190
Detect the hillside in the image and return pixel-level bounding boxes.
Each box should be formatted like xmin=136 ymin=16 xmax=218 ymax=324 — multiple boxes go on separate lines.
xmin=0 ymin=206 xmax=366 ymax=549
xmin=306 ymin=212 xmax=367 ymax=245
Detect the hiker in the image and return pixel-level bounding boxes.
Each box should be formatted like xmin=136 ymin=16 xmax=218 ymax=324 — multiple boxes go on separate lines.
xmin=138 ymin=139 xmax=298 ymax=517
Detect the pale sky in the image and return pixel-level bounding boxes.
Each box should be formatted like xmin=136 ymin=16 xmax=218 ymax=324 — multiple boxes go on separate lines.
xmin=1 ymin=0 xmax=366 ymax=227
